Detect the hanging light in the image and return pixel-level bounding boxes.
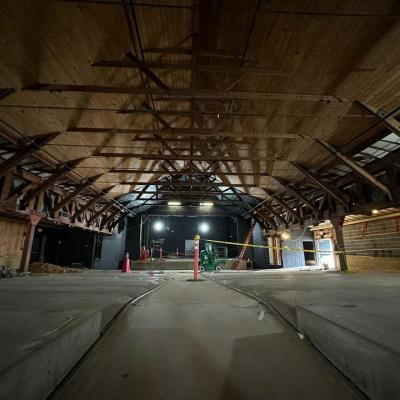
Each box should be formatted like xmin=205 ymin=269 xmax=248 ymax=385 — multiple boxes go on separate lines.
xmin=153 ymin=220 xmax=164 ymax=231
xmin=199 ymin=222 xmax=209 ymax=233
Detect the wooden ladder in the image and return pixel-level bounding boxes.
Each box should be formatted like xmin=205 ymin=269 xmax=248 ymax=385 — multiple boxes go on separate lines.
xmin=235 ymin=223 xmax=255 ymax=269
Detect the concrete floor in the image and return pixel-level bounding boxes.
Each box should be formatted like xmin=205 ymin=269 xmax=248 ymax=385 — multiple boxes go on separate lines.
xmin=0 ymin=270 xmax=169 ymax=400
xmin=208 ymin=270 xmax=400 ymax=400
xmin=52 ymin=275 xmax=359 ymax=400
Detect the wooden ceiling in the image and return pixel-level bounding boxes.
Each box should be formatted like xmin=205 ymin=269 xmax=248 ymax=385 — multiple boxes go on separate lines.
xmin=0 ymin=0 xmax=400 ymax=226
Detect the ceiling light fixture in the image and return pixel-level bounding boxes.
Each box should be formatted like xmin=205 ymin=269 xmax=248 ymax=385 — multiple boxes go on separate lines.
xmin=153 ymin=220 xmax=164 ymax=232
xmin=168 ymin=201 xmax=181 ymax=206
xmin=199 ymin=222 xmax=209 ymax=233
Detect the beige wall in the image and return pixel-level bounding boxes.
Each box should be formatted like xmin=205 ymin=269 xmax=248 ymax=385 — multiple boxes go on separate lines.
xmin=347 ymin=255 xmax=400 ymax=272
xmin=0 ymin=217 xmax=26 ymax=269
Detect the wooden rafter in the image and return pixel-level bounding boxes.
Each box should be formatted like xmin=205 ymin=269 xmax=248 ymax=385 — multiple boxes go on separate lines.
xmin=72 ymin=186 xmax=115 ymax=219
xmin=22 ymin=158 xmax=84 ymax=205
xmin=93 ymin=57 xmax=290 ymax=77
xmin=0 ymin=132 xmax=59 ymax=178
xmin=24 ymin=83 xmax=347 ymax=102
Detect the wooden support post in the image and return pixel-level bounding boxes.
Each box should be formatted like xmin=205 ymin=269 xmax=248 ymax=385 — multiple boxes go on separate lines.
xmin=20 ymin=213 xmax=41 ymax=273
xmin=330 ymin=215 xmax=348 ymax=272
xmin=272 ymin=235 xmax=282 ymax=266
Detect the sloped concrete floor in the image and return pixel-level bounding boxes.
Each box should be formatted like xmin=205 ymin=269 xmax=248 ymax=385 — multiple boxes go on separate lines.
xmin=208 ymin=270 xmax=400 ymax=350
xmin=0 ymin=270 xmax=169 ymax=400
xmin=52 ymin=276 xmax=360 ymax=400
xmin=207 ymin=270 xmax=400 ymax=400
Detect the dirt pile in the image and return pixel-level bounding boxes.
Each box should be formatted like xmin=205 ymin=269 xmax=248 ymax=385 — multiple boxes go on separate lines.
xmin=29 ymin=262 xmax=83 ymax=274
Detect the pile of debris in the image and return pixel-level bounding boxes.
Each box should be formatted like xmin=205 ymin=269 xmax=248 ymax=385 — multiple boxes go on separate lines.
xmin=1 ymin=266 xmax=16 ymax=278
xmin=29 ymin=262 xmax=83 ymax=274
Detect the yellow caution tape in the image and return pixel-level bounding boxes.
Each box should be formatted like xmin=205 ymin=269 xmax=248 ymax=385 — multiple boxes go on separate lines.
xmin=203 ymin=239 xmax=344 ymax=254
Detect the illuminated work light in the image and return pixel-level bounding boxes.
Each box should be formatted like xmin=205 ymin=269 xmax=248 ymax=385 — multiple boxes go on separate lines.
xmin=153 ymin=220 xmax=164 ymax=231
xmin=199 ymin=222 xmax=209 ymax=233
xmin=168 ymin=201 xmax=181 ymax=206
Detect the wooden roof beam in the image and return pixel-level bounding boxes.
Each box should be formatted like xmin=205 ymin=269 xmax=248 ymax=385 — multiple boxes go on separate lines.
xmin=291 ymin=162 xmax=349 ymax=208
xmin=106 ymin=181 xmax=265 ymax=188
xmin=261 ymin=204 xmax=288 ymax=227
xmin=0 ymin=132 xmax=59 ymax=178
xmin=72 ymin=186 xmax=115 ymax=219
xmin=68 ymin=127 xmax=302 ymax=139
xmin=265 ymin=190 xmax=301 ymax=221
xmin=353 ymin=100 xmax=400 ymax=136
xmin=24 ymin=83 xmax=347 ymax=102
xmin=22 ymin=158 xmax=84 ymax=205
xmin=51 ymin=173 xmax=104 ymax=214
xmin=87 ymin=203 xmax=115 ymax=226
xmin=93 ymin=153 xmax=277 ymax=162
xmin=125 ymin=53 xmax=169 ymax=90
xmin=0 ymin=88 xmax=15 ymax=101
xmin=93 ymin=57 xmax=290 ymax=77
xmin=315 ymin=139 xmax=393 ymax=200
xmin=108 ymin=168 xmax=266 ymax=176
xmin=272 ymin=176 xmax=318 ymax=213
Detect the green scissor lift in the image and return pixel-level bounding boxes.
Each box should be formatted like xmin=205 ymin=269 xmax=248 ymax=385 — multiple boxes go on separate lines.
xmin=199 ymin=242 xmax=227 ymax=272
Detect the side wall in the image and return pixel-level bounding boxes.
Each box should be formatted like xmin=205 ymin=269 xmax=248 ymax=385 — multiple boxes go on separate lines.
xmin=93 ymin=227 xmax=127 ymax=270
xmin=315 ymin=216 xmax=400 ymax=272
xmin=282 ymin=228 xmax=314 ymax=268
xmin=0 ymin=217 xmax=25 ymax=269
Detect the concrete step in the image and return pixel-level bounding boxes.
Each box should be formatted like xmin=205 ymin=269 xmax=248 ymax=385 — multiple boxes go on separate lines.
xmin=0 ymin=302 xmax=127 ymax=400
xmin=0 ymin=271 xmax=165 ymax=400
xmin=297 ymin=305 xmax=400 ymax=400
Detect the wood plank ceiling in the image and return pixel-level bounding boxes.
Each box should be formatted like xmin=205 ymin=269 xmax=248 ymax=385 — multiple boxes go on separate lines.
xmin=0 ymin=0 xmax=400 ymax=229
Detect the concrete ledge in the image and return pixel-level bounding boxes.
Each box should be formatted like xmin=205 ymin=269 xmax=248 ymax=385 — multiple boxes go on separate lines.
xmin=0 ymin=297 xmax=137 ymax=400
xmin=0 ymin=310 xmax=104 ymax=400
xmin=297 ymin=306 xmax=400 ymax=400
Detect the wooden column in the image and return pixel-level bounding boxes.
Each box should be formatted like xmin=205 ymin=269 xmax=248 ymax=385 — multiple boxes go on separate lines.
xmin=20 ymin=214 xmax=41 ymax=273
xmin=330 ymin=216 xmax=348 ymax=272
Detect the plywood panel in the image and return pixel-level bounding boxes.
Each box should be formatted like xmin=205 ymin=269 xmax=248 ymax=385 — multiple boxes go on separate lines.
xmin=0 ymin=218 xmax=26 ymax=268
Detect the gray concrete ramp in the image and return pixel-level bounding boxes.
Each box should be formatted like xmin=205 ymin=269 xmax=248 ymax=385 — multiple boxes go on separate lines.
xmin=52 ymin=277 xmax=360 ymax=400
xmin=210 ymin=270 xmax=400 ymax=400
xmin=0 ymin=271 xmax=164 ymax=400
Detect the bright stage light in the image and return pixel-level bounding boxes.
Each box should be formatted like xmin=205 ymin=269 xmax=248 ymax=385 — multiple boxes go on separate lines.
xmin=168 ymin=201 xmax=181 ymax=206
xmin=199 ymin=222 xmax=209 ymax=233
xmin=153 ymin=220 xmax=164 ymax=231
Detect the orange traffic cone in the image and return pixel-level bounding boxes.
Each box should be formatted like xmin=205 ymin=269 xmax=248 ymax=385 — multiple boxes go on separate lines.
xmin=122 ymin=252 xmax=131 ymax=273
